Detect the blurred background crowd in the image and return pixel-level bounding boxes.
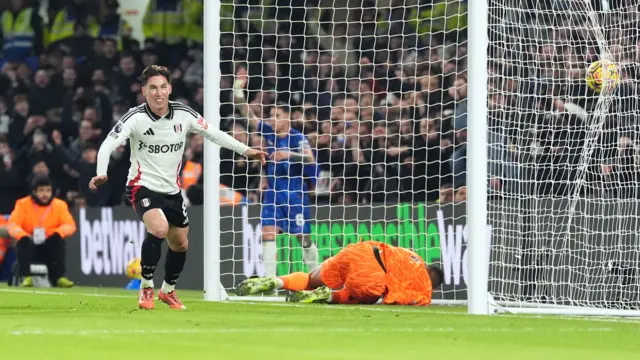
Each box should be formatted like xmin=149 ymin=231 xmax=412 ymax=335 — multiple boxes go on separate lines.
xmin=0 ymin=0 xmax=639 ymax=216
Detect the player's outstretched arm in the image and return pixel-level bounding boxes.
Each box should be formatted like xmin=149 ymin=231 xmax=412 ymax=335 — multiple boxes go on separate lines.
xmin=270 ymin=137 xmax=316 ymax=164
xmin=283 ymin=148 xmax=315 ymax=164
xmin=189 ymin=115 xmax=266 ymax=165
xmin=91 ymin=116 xmax=135 ymax=190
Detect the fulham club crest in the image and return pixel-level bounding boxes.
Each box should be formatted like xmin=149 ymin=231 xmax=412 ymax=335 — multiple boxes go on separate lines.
xmin=174 ymin=124 xmax=183 ymax=134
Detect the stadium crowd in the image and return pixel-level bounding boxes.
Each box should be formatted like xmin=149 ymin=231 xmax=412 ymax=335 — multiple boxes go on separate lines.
xmin=1 ymin=0 xmax=639 ymax=218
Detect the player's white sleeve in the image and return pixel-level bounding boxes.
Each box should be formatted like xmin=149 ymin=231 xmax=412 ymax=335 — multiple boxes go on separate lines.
xmin=189 ymin=115 xmax=250 ymax=155
xmin=96 ymin=119 xmax=135 ymax=176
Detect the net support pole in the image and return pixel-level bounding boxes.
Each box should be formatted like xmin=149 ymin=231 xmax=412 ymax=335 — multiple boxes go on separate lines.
xmin=466 ymin=0 xmax=490 ymax=315
xmin=203 ymin=0 xmax=222 ymax=301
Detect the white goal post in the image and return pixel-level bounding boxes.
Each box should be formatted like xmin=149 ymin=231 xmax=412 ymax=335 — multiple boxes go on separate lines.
xmin=203 ymin=0 xmax=222 ymax=302
xmin=467 ymin=0 xmax=490 ymax=315
xmin=201 ymin=0 xmax=640 ymax=317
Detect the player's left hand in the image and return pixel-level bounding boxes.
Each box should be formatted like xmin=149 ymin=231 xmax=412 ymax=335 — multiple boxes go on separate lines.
xmin=269 ymin=150 xmax=292 ymax=162
xmin=243 ymin=148 xmax=267 ymax=165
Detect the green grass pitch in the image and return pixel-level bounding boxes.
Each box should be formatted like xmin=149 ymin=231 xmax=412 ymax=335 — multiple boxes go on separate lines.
xmin=1 ymin=285 xmax=639 ymax=360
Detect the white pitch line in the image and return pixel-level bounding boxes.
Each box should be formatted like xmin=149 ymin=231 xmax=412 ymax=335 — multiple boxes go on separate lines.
xmin=229 ymin=300 xmax=640 ymax=324
xmin=5 ymin=326 xmax=619 ymax=337
xmin=3 ymin=288 xmax=640 ymax=324
xmin=0 ymin=288 xmax=133 ymax=299
xmin=0 ymin=288 xmax=69 ymax=296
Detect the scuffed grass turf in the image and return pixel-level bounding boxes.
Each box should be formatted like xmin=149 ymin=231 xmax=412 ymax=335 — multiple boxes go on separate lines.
xmin=1 ymin=285 xmax=639 ymax=359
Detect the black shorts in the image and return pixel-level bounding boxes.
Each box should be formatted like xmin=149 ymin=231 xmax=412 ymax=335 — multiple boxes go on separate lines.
xmin=125 ymin=186 xmax=189 ymax=228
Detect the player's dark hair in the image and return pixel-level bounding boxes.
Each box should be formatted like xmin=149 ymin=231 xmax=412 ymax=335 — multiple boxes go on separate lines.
xmin=273 ymin=101 xmax=290 ymax=114
xmin=141 ymin=65 xmax=171 ymax=85
xmin=427 ymin=265 xmax=444 ymax=290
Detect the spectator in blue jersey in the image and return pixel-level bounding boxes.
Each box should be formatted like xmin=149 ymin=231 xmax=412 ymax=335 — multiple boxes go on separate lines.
xmin=233 ymin=69 xmax=318 ymax=277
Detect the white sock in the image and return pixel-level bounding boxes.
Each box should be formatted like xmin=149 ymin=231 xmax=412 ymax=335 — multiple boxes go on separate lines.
xmin=262 ymin=240 xmax=277 ymax=277
xmin=161 ymin=281 xmax=175 ymax=294
xmin=141 ymin=278 xmax=154 ymax=289
xmin=274 ymin=277 xmax=284 ymax=289
xmin=303 ymin=243 xmax=319 ymax=272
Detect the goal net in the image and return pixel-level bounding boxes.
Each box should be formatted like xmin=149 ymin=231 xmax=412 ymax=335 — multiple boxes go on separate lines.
xmin=213 ymin=0 xmax=640 ymax=315
xmin=487 ymin=0 xmax=640 ymax=316
xmin=217 ymin=0 xmax=469 ymax=303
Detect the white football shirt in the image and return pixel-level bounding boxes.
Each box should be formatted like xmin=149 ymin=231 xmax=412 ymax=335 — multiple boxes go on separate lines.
xmin=96 ymin=101 xmax=250 ymax=195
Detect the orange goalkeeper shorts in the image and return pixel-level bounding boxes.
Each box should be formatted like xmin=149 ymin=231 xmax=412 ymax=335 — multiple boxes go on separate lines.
xmin=320 ymin=242 xmax=386 ymax=303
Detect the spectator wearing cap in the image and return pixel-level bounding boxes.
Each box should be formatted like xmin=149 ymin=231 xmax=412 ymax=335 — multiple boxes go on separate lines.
xmin=0 ymin=0 xmax=44 ymax=63
xmin=7 ymin=175 xmax=76 ymax=288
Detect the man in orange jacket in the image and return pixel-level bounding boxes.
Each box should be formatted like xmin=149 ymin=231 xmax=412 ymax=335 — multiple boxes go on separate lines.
xmin=8 ymin=176 xmax=77 ymax=287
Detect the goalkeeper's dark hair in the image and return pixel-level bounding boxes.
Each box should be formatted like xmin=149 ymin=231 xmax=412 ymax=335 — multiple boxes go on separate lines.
xmin=141 ymin=65 xmax=171 ymax=85
xmin=427 ymin=265 xmax=444 ymax=290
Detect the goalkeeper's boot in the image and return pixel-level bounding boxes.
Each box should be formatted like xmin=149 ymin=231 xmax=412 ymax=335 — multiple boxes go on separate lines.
xmin=158 ymin=290 xmax=187 ymax=310
xmin=286 ymin=286 xmax=331 ymax=304
xmin=235 ymin=277 xmax=279 ymax=296
xmin=138 ymin=287 xmax=155 ymax=310
xmin=56 ymin=277 xmax=74 ymax=288
xmin=20 ymin=276 xmax=33 ymax=287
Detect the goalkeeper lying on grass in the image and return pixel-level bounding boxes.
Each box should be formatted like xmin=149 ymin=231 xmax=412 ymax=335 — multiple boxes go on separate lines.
xmin=236 ymin=241 xmax=444 ymax=305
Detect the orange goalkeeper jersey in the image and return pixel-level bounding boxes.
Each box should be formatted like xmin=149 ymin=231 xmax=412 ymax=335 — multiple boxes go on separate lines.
xmin=372 ymin=242 xmax=433 ymax=306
